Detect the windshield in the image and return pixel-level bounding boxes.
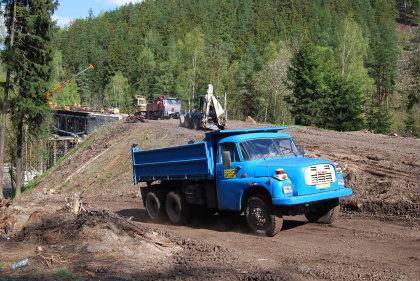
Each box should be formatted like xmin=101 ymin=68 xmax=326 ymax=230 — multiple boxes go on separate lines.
xmin=239 ymin=137 xmax=300 ymax=161
xmin=164 ymin=99 xmax=180 ymax=105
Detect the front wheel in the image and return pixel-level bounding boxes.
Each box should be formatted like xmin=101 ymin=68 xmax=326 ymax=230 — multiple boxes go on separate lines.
xmin=166 ymin=191 xmax=191 ymax=225
xmin=305 ymin=198 xmax=340 ymax=224
xmin=245 ymin=195 xmax=283 ymax=237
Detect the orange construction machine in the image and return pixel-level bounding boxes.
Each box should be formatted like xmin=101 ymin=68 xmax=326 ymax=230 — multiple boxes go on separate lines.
xmin=45 ymin=64 xmax=94 ymax=107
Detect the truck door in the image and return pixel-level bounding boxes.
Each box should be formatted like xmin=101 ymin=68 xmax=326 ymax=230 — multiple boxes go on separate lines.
xmin=216 ymin=142 xmax=242 ymax=210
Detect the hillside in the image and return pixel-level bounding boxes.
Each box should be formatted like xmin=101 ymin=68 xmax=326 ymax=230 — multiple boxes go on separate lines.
xmin=1 ymin=119 xmax=419 ymax=280
xmin=34 ymin=119 xmax=419 ymax=220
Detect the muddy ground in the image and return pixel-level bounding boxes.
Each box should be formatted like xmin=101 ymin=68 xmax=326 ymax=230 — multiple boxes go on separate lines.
xmin=0 ymin=118 xmax=419 ymax=280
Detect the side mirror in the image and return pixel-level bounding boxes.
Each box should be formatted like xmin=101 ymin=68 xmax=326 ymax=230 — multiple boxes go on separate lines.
xmin=297 ymin=145 xmax=305 ymax=156
xmin=222 ymin=151 xmax=232 ymax=168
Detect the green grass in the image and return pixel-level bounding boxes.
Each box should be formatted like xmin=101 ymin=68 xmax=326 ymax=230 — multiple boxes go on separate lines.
xmin=0 ymin=273 xmax=10 ymax=281
xmin=55 ymin=269 xmax=81 ymax=281
xmin=58 ymin=181 xmax=70 ymax=191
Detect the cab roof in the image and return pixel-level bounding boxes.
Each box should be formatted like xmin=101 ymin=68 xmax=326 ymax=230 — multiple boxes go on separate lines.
xmin=218 ymin=132 xmax=292 ymax=143
xmin=204 ymin=127 xmax=290 ymax=143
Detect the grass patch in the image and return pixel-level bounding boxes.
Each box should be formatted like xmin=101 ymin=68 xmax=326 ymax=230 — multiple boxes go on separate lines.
xmin=0 ymin=273 xmax=10 ymax=281
xmin=55 ymin=269 xmax=80 ymax=281
xmin=28 ymin=270 xmax=41 ymax=277
xmin=58 ymin=182 xmax=70 ymax=191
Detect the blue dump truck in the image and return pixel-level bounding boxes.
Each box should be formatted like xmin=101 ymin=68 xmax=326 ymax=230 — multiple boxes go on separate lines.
xmin=132 ymin=127 xmax=352 ymax=236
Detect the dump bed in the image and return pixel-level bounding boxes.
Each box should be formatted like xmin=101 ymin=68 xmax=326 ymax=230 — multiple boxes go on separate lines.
xmin=132 ymin=141 xmax=213 ymax=183
xmin=132 ymin=127 xmax=288 ymax=184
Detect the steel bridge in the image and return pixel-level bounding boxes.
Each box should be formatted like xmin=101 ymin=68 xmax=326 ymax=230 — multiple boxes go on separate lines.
xmin=52 ymin=109 xmax=122 ymax=137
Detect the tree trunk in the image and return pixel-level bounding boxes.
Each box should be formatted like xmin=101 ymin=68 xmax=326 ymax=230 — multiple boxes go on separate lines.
xmin=15 ymin=110 xmax=24 ymax=198
xmin=0 ymin=0 xmax=17 ymax=199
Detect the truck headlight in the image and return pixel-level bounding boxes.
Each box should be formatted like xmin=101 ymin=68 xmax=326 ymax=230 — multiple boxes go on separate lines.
xmin=283 ymin=185 xmax=293 ymax=194
xmin=338 ymin=178 xmax=345 ymax=186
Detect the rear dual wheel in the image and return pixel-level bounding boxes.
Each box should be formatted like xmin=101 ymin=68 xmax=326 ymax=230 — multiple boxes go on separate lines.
xmin=145 ymin=190 xmax=167 ymax=222
xmin=166 ymin=191 xmax=191 ymax=225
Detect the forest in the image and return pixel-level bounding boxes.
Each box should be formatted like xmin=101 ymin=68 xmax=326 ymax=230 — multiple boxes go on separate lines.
xmin=55 ymin=0 xmax=419 ymax=134
xmin=0 ymin=0 xmax=418 ymax=198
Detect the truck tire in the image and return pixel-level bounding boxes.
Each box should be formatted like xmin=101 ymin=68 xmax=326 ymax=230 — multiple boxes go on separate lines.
xmin=304 ymin=198 xmax=340 ymax=224
xmin=145 ymin=190 xmax=166 ymax=222
xmin=166 ymin=191 xmax=191 ymax=225
xmin=193 ymin=117 xmax=200 ymax=130
xmin=245 ymin=195 xmax=283 ymax=237
xmin=160 ymin=111 xmax=165 ymax=120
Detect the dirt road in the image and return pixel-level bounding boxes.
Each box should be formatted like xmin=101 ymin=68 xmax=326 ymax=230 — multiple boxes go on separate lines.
xmin=1 ymin=118 xmax=419 ymax=280
xmin=98 ymin=194 xmax=418 ymax=281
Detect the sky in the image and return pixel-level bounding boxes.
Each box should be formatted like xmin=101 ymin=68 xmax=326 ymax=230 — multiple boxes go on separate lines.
xmin=53 ymin=0 xmax=142 ymax=27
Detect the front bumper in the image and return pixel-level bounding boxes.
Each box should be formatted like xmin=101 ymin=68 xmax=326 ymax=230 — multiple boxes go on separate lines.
xmin=272 ymin=187 xmax=352 ymax=205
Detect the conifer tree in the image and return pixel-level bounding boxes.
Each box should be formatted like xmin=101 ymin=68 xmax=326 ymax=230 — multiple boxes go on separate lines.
xmin=0 ymin=0 xmax=16 ymax=198
xmin=2 ymin=0 xmax=57 ymax=197
xmin=286 ymin=44 xmax=330 ymax=127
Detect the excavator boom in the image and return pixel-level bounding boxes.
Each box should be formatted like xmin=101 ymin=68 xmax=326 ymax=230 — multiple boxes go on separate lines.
xmin=45 ymin=64 xmax=94 ymax=101
xmin=204 ymin=84 xmax=226 ymax=129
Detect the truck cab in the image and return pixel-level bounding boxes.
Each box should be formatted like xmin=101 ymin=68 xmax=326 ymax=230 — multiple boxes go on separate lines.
xmin=215 ymin=132 xmax=349 ymax=209
xmin=132 ymin=127 xmax=352 ymax=236
xmin=146 ymin=97 xmax=181 ymax=119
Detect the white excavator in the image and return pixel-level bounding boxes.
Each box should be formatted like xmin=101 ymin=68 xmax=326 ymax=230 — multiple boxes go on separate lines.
xmin=180 ymin=84 xmax=227 ymax=130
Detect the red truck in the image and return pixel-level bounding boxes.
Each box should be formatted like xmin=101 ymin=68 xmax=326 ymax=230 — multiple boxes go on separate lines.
xmin=146 ymin=97 xmax=181 ymax=120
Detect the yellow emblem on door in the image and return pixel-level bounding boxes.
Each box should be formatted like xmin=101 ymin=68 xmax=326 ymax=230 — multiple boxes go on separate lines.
xmin=224 ymin=169 xmax=236 ymax=178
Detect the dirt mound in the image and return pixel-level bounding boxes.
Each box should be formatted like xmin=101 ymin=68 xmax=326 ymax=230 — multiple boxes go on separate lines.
xmin=15 ymin=210 xmax=180 ymax=259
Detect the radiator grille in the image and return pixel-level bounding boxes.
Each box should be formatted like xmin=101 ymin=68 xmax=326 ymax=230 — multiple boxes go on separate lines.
xmin=305 ymin=164 xmax=336 ymax=185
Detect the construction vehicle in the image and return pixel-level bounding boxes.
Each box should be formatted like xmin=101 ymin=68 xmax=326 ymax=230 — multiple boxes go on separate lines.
xmin=135 ymin=95 xmax=147 ymax=116
xmin=131 ymin=127 xmax=352 ymax=236
xmin=179 ymin=84 xmax=226 ymax=130
xmin=146 ymin=97 xmax=181 ymax=120
xmin=45 ymin=64 xmax=94 ymax=107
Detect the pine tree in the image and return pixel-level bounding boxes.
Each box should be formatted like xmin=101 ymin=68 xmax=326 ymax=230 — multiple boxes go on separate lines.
xmin=2 ymin=0 xmax=57 ymax=198
xmin=323 ymin=75 xmax=366 ymax=131
xmin=366 ymin=101 xmax=392 ymax=134
xmin=285 ymin=44 xmax=330 ymax=126
xmin=237 ymin=42 xmax=261 ymax=120
xmin=0 ymin=0 xmax=16 ymax=198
